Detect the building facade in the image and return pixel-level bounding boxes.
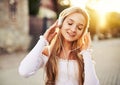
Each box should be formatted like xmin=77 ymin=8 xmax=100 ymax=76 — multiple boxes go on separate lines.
xmin=0 ymin=0 xmax=30 ymax=53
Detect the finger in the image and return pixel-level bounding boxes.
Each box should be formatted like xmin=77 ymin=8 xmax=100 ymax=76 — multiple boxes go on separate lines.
xmin=43 ymin=20 xmax=58 ymax=40
xmin=49 ymin=32 xmax=57 ymax=43
xmin=84 ymin=32 xmax=91 ymax=48
xmin=49 ymin=20 xmax=58 ymax=30
xmin=46 ymin=21 xmax=58 ymax=35
xmin=87 ymin=32 xmax=91 ymax=46
xmin=52 ymin=32 xmax=57 ymax=39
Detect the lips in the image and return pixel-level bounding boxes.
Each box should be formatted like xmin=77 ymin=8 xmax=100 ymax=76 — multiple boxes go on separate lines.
xmin=67 ymin=32 xmax=76 ymax=37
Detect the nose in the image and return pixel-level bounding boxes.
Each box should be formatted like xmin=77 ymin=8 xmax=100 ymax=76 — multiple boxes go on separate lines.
xmin=71 ymin=25 xmax=77 ymax=32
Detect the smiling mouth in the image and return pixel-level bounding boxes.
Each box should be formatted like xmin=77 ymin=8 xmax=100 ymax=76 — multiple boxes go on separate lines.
xmin=67 ymin=32 xmax=76 ymax=37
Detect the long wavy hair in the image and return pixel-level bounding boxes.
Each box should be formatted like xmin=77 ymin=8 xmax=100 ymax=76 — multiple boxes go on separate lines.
xmin=45 ymin=6 xmax=89 ymax=85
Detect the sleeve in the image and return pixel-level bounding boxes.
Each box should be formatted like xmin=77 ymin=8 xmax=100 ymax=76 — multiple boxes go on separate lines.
xmin=80 ymin=49 xmax=100 ymax=85
xmin=18 ymin=36 xmax=48 ymax=78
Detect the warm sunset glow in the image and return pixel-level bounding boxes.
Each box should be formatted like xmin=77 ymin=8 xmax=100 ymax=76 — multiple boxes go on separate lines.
xmin=97 ymin=13 xmax=107 ymax=28
xmin=89 ymin=0 xmax=120 ymax=28
xmin=70 ymin=0 xmax=88 ymax=8
xmin=70 ymin=0 xmax=120 ymax=13
xmin=69 ymin=0 xmax=120 ymax=28
xmin=59 ymin=0 xmax=70 ymax=6
xmin=90 ymin=0 xmax=120 ymax=13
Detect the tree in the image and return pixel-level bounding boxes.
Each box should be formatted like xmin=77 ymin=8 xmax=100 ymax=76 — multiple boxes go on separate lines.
xmin=106 ymin=12 xmax=120 ymax=37
xmin=29 ymin=0 xmax=40 ymax=16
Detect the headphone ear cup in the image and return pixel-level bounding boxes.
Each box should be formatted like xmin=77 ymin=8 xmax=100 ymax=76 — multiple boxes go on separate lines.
xmin=58 ymin=17 xmax=63 ymax=26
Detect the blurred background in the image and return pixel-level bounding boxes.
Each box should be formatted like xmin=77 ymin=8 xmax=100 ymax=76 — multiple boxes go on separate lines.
xmin=0 ymin=0 xmax=120 ymax=85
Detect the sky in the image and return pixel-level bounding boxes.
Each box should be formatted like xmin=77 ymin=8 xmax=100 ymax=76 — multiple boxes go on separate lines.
xmin=68 ymin=0 xmax=120 ymax=28
xmin=70 ymin=0 xmax=120 ymax=13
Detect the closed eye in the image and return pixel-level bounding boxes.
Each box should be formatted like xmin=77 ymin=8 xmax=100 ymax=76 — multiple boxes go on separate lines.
xmin=67 ymin=19 xmax=73 ymax=25
xmin=68 ymin=22 xmax=73 ymax=25
xmin=77 ymin=26 xmax=83 ymax=30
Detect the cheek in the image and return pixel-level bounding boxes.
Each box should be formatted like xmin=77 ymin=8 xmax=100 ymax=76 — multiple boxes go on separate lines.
xmin=61 ymin=22 xmax=69 ymax=30
xmin=77 ymin=31 xmax=83 ymax=37
xmin=60 ymin=29 xmax=66 ymax=36
xmin=61 ymin=26 xmax=65 ymax=30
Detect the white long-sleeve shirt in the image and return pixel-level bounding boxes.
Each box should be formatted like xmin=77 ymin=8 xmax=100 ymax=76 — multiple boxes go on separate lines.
xmin=18 ymin=36 xmax=99 ymax=85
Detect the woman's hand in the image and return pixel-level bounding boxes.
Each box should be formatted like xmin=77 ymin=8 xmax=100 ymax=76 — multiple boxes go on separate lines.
xmin=81 ymin=32 xmax=91 ymax=50
xmin=43 ymin=20 xmax=58 ymax=43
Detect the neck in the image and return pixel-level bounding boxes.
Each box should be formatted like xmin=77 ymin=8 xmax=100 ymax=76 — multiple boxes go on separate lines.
xmin=63 ymin=39 xmax=73 ymax=51
xmin=60 ymin=39 xmax=74 ymax=59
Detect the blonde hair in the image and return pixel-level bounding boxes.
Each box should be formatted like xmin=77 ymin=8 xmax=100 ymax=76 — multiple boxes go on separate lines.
xmin=45 ymin=6 xmax=90 ymax=85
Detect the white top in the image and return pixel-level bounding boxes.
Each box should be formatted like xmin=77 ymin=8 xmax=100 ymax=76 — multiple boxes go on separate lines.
xmin=18 ymin=36 xmax=99 ymax=85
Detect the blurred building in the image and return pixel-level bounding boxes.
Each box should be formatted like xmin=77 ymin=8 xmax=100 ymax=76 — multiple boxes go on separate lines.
xmin=0 ymin=0 xmax=30 ymax=53
xmin=37 ymin=0 xmax=57 ymax=33
xmin=29 ymin=0 xmax=58 ymax=50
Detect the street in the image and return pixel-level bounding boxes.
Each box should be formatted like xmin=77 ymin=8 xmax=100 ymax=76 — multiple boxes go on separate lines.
xmin=0 ymin=38 xmax=120 ymax=85
xmin=92 ymin=38 xmax=120 ymax=85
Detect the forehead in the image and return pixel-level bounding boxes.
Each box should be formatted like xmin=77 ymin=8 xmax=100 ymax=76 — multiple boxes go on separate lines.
xmin=65 ymin=13 xmax=86 ymax=25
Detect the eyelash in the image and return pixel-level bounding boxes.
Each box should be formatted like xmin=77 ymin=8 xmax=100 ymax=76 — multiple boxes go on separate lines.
xmin=68 ymin=22 xmax=82 ymax=30
xmin=68 ymin=22 xmax=73 ymax=25
xmin=78 ymin=27 xmax=82 ymax=30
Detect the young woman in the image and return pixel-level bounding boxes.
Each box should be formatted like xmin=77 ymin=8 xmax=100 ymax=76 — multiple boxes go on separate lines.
xmin=19 ymin=7 xmax=99 ymax=85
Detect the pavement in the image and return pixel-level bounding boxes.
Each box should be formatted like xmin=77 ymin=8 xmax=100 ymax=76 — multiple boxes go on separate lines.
xmin=92 ymin=38 xmax=120 ymax=85
xmin=0 ymin=38 xmax=120 ymax=85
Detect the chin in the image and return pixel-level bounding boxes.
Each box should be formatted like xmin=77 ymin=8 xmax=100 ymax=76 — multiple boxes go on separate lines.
xmin=65 ymin=38 xmax=77 ymax=42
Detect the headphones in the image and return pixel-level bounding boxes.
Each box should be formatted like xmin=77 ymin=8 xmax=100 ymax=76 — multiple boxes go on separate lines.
xmin=58 ymin=17 xmax=63 ymax=26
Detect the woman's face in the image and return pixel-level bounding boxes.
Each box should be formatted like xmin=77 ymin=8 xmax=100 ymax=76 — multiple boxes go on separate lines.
xmin=60 ymin=12 xmax=86 ymax=42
